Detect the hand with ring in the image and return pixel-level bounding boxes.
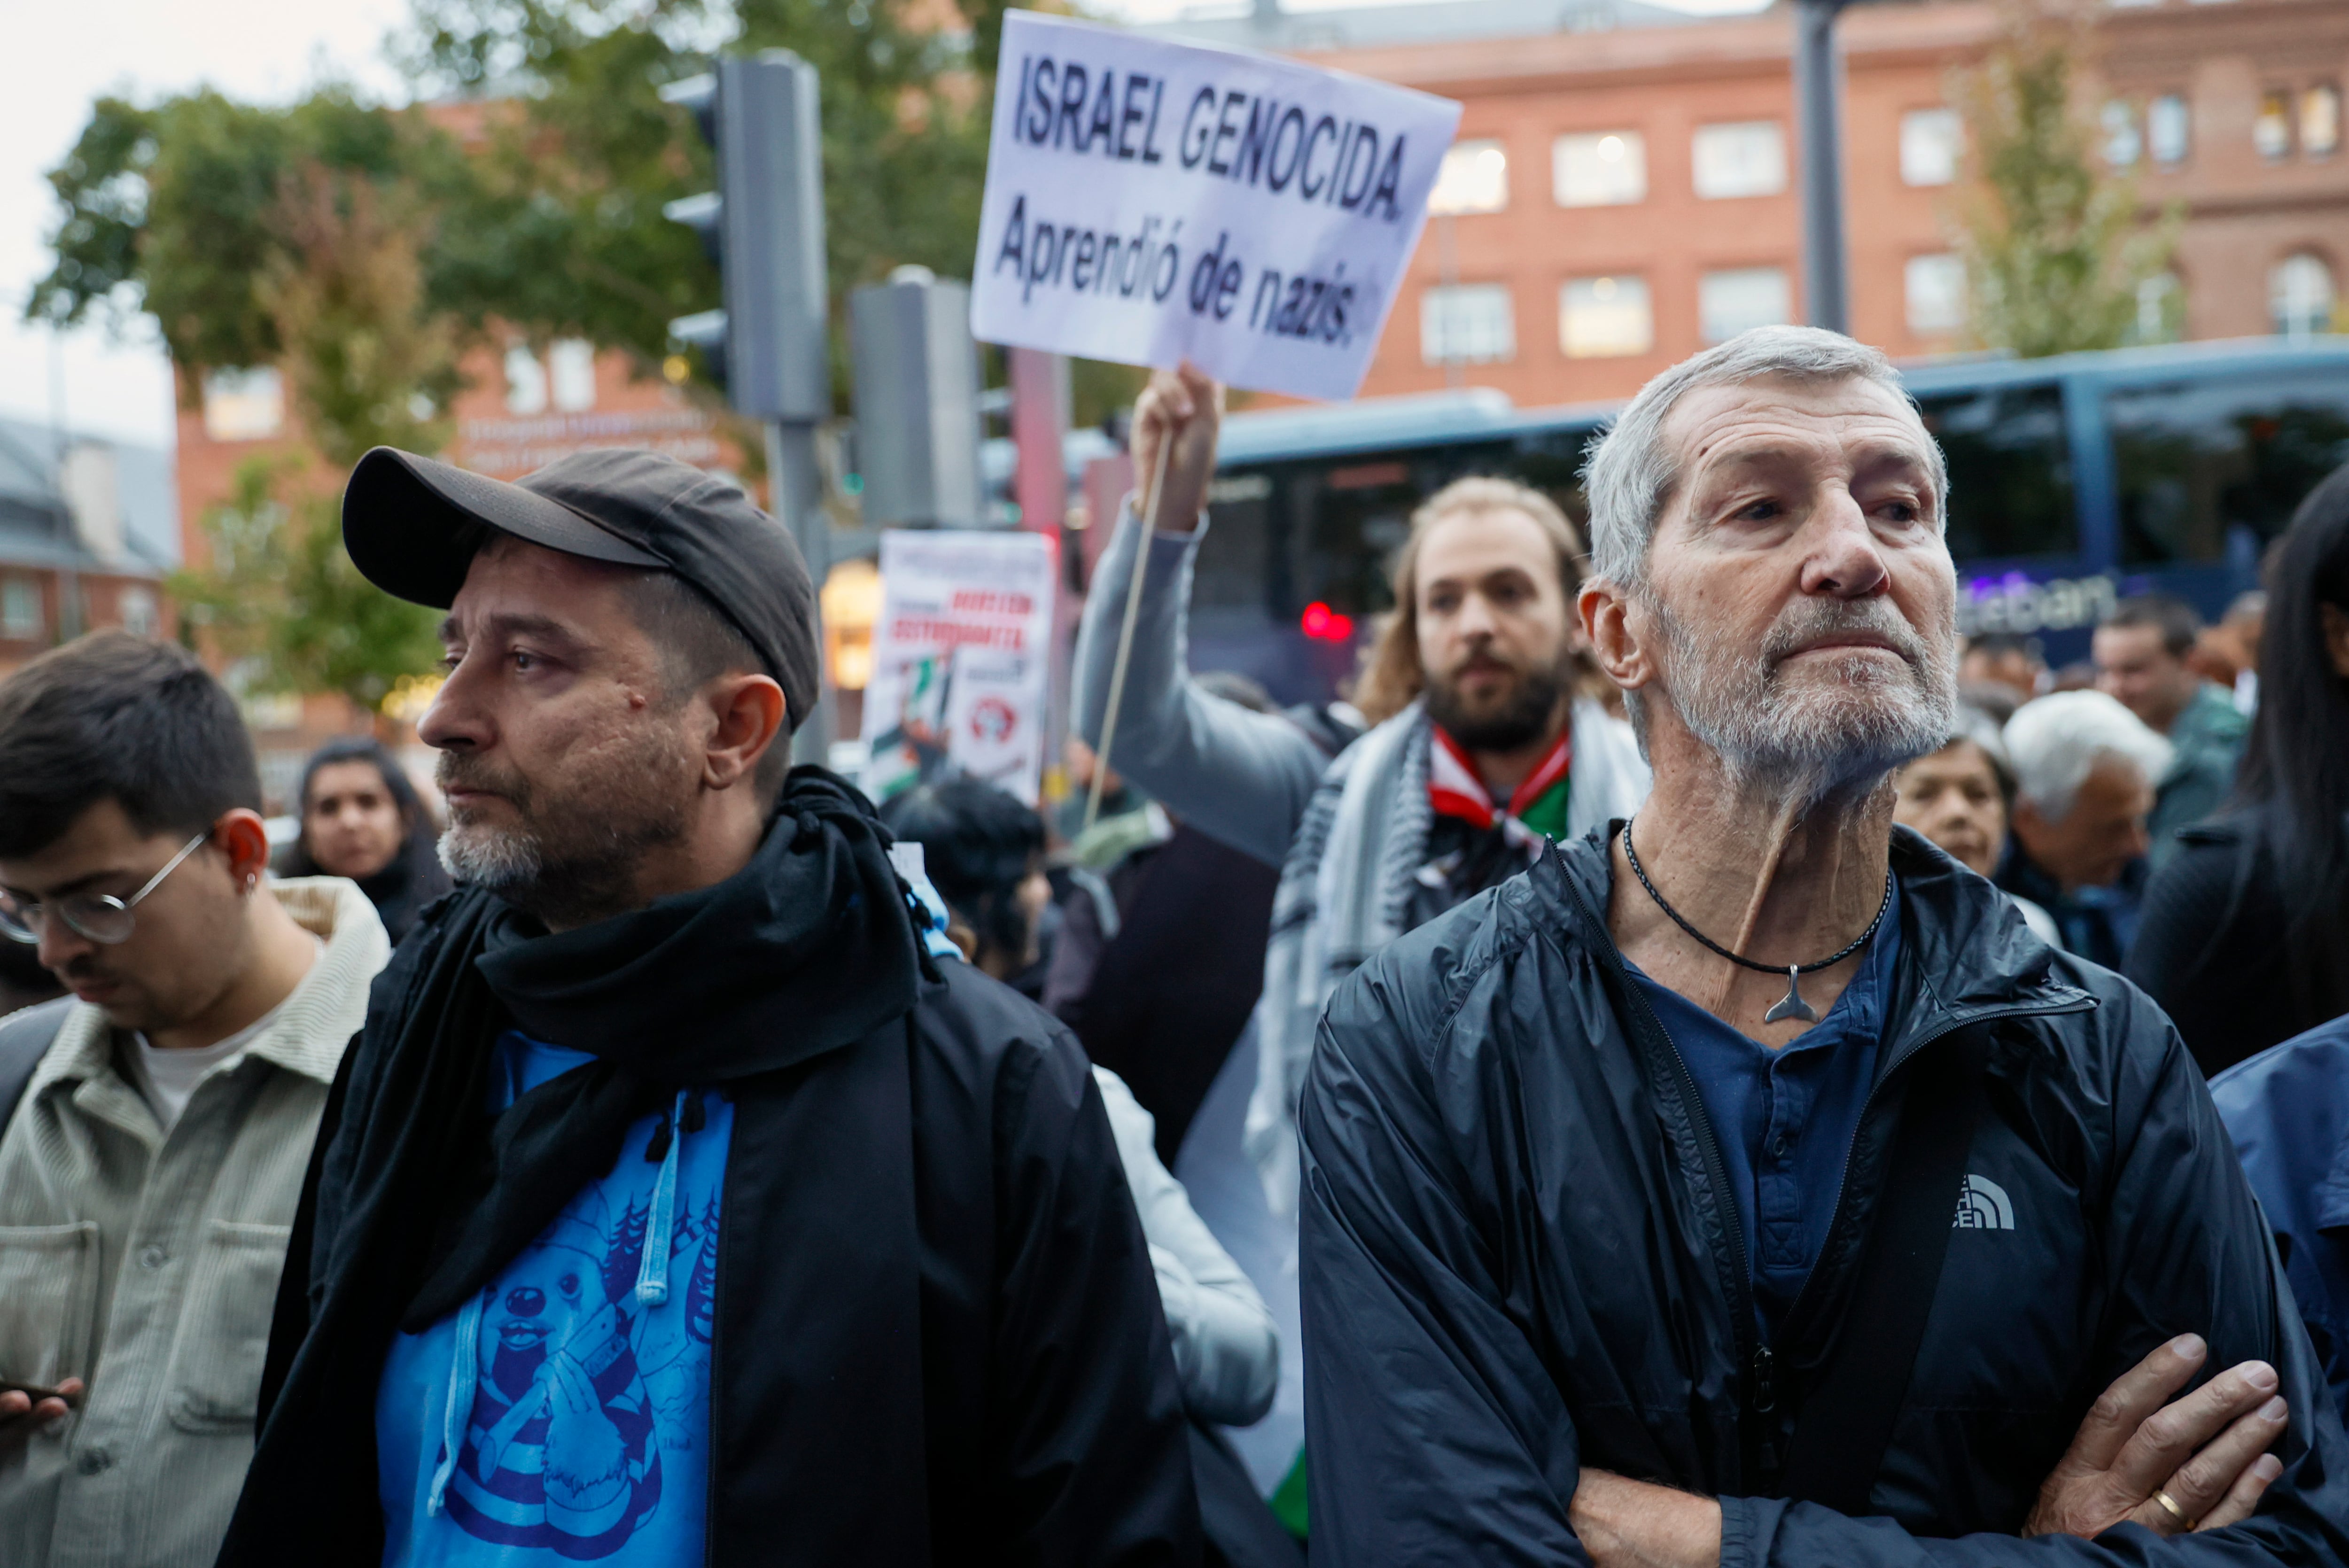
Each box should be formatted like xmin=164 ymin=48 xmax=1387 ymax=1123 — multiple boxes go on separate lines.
xmin=2024 ymin=1334 xmax=2288 ymax=1538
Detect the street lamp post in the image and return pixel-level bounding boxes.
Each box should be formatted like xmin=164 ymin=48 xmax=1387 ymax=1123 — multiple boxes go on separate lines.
xmin=1792 ymin=0 xmax=1853 ymax=335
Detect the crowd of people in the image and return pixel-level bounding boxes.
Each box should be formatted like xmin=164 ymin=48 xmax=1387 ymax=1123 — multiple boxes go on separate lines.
xmin=4 ymin=326 xmax=2349 ymax=1566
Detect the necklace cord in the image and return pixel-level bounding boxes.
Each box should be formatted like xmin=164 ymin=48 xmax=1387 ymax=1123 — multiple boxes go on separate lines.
xmin=1620 ymin=818 xmax=1893 ymax=977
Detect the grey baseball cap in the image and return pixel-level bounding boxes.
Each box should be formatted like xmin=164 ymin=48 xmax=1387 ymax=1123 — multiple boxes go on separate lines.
xmin=342 ymin=446 xmax=820 ymax=731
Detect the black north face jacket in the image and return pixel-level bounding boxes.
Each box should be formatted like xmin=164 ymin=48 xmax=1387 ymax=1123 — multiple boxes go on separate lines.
xmin=1300 ymin=824 xmax=2349 ymax=1566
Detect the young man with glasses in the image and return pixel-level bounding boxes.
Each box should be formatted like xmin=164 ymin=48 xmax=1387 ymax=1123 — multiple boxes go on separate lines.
xmin=0 ymin=630 xmax=390 ymax=1568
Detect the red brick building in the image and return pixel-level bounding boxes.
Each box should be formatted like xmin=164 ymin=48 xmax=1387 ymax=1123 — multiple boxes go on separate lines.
xmin=1146 ymin=0 xmax=2349 ymax=406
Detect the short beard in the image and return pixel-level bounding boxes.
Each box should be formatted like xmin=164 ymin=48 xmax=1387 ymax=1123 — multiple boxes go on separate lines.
xmin=436 ymin=730 xmax=697 ymax=928
xmin=1424 ymin=652 xmax=1571 ymax=753
xmin=1650 ymin=592 xmax=1957 ymax=800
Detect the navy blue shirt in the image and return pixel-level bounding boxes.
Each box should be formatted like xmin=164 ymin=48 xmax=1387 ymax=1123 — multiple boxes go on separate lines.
xmin=1627 ymin=883 xmax=1900 ymax=1338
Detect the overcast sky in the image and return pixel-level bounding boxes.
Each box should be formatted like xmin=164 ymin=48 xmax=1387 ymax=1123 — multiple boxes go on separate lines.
xmin=0 ymin=0 xmax=1764 ymax=452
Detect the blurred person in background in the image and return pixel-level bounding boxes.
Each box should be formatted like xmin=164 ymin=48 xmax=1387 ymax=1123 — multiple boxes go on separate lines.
xmin=1891 ymin=707 xmax=2063 ymax=949
xmin=885 ymin=773 xmax=1294 ymax=1568
xmin=879 ymin=775 xmax=1053 ymax=992
xmin=0 ymin=633 xmax=389 ymax=1568
xmin=1045 ymin=671 xmax=1285 ymax=1165
xmin=2131 ymin=466 xmax=2349 ymax=1076
xmin=1958 ymin=630 xmax=2046 ymax=708
xmin=280 ymin=737 xmax=451 ymax=942
xmin=1998 ymin=690 xmax=2172 ymax=968
xmin=2095 ymin=594 xmax=2251 ymax=869
xmin=2189 ymin=591 xmax=2268 ymax=716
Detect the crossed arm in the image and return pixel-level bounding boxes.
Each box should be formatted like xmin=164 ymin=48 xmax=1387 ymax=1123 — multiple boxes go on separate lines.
xmin=1298 ymin=972 xmax=2349 ymax=1568
xmin=1570 ymin=1339 xmax=2289 ymax=1568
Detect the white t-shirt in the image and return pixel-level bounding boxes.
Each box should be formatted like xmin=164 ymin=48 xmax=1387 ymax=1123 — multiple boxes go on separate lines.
xmin=126 ymin=935 xmax=321 ymax=1132
xmin=127 ymin=1010 xmax=278 ymax=1133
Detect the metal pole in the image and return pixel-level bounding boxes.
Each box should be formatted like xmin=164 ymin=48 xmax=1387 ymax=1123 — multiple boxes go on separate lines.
xmin=768 ymin=417 xmax=832 ymax=764
xmin=1793 ymin=0 xmax=1852 ymax=335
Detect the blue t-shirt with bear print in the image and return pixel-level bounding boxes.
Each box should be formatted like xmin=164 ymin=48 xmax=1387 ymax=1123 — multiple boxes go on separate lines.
xmin=377 ymin=1032 xmax=731 ymax=1566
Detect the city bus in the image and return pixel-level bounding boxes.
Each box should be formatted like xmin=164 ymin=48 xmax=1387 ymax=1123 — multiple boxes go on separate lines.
xmin=1179 ymin=337 xmax=2349 ymax=706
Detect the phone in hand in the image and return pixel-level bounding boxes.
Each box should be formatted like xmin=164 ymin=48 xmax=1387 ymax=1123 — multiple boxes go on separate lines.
xmin=0 ymin=1381 xmax=80 ymax=1409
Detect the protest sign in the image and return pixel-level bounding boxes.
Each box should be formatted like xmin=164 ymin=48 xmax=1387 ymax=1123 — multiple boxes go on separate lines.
xmin=860 ymin=530 xmax=1057 ymax=806
xmin=969 ymin=10 xmax=1461 ymax=402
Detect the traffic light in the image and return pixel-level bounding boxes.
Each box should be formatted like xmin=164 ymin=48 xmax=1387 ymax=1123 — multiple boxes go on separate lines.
xmin=850 ymin=267 xmax=984 ymax=529
xmin=660 ymin=53 xmax=829 ymax=422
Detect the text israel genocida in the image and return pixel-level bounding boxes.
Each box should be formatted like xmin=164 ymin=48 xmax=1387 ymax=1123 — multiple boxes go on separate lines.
xmin=1007 ymin=53 xmax=1418 ymax=222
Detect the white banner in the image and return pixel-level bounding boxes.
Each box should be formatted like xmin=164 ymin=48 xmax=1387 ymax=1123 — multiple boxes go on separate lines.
xmin=860 ymin=530 xmax=1057 ymax=807
xmin=970 ymin=11 xmax=1461 ymax=402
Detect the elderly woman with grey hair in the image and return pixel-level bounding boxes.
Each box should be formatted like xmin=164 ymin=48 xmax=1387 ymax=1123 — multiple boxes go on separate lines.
xmin=1890 ymin=706 xmax=2062 ymax=949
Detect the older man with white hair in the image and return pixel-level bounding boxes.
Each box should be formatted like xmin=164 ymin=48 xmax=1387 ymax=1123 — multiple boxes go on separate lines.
xmin=1299 ymin=326 xmax=2349 ymax=1566
xmin=1998 ymin=690 xmax=2174 ymax=968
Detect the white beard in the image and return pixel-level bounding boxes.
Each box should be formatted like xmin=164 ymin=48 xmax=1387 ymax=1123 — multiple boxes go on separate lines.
xmin=1654 ymin=592 xmax=1958 ymax=797
xmin=437 ymin=820 xmax=544 ymax=893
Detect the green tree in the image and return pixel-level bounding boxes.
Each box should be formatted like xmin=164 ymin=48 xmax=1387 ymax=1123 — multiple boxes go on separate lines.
xmin=30 ymin=89 xmax=461 ymax=710
xmin=27 ymin=0 xmax=1135 ymax=698
xmin=1952 ymin=2 xmax=2181 ymax=357
xmin=395 ymin=0 xmax=1018 ymax=395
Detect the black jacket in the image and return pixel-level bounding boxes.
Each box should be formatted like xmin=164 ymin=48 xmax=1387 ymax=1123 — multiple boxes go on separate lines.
xmin=1301 ymin=823 xmax=2349 ymax=1566
xmin=221 ymin=792 xmax=1198 ymax=1567
xmin=2128 ymin=805 xmax=2349 ymax=1078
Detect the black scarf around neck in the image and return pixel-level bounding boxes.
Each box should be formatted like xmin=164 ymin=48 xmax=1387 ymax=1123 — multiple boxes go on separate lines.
xmin=307 ymin=767 xmax=928 ymax=1333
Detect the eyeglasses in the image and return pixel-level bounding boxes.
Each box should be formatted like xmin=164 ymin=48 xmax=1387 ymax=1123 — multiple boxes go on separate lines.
xmin=0 ymin=831 xmax=212 ymax=947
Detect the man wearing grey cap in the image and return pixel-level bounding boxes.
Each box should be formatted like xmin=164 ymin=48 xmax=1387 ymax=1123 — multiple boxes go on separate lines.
xmin=218 ymin=448 xmax=1200 ymax=1567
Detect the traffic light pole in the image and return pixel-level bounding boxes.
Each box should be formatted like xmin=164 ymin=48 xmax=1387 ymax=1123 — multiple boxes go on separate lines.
xmin=1793 ymin=0 xmax=1852 ymax=336
xmin=768 ymin=416 xmax=832 ymax=763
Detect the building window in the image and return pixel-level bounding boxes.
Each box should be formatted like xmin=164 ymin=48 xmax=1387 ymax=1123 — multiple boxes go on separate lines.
xmin=117 ymin=586 xmax=158 ymax=639
xmin=2131 ymin=272 xmax=2186 ymax=344
xmin=200 ymin=367 xmax=285 ymax=443
xmin=549 ymin=339 xmax=598 ymax=412
xmin=1691 ymin=121 xmax=1786 ymax=199
xmin=1554 ymin=132 xmax=1647 ymax=207
xmin=1899 ymin=108 xmax=1963 ymax=187
xmin=2101 ymin=101 xmax=2142 ymax=168
xmin=1428 ymin=140 xmax=1509 ymax=216
xmin=2306 ymin=86 xmax=2342 ymax=157
xmin=1420 ymin=285 xmax=1516 ymax=365
xmin=0 ymin=579 xmax=41 ymax=640
xmin=504 ymin=343 xmax=550 ymax=415
xmin=2256 ymin=91 xmax=2294 ymax=160
xmin=2147 ymin=94 xmax=2191 ymax=166
xmin=1906 ymin=254 xmax=1968 ymax=335
xmin=1560 ymin=276 xmax=1653 ymax=358
xmin=1699 ymin=267 xmax=1792 ymax=344
xmin=2271 ymin=253 xmax=2337 ymax=338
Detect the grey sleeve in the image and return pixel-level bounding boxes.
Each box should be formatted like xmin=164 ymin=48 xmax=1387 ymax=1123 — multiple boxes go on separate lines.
xmin=1072 ymin=499 xmax=1333 ymax=869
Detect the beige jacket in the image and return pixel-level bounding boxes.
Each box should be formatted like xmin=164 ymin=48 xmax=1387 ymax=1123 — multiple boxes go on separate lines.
xmin=0 ymin=877 xmax=389 ymax=1568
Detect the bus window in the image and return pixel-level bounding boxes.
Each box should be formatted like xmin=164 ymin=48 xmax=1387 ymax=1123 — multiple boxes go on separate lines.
xmin=1914 ymin=382 xmax=2077 ymax=562
xmin=2109 ymin=371 xmax=2349 ymax=567
xmin=1500 ymin=427 xmax=1602 ymax=538
xmin=1194 ymin=470 xmax=1277 ymax=612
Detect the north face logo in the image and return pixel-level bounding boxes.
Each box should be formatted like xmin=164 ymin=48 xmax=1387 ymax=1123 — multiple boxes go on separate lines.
xmin=1954 ymin=1174 xmax=2014 ymax=1231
